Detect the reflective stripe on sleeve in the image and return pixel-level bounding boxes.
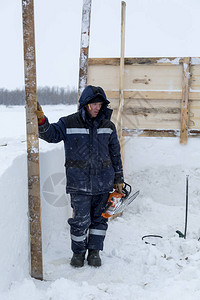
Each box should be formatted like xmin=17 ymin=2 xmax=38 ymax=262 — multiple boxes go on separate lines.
xmin=71 ymin=234 xmax=87 ymax=242
xmin=97 ymin=128 xmax=113 ymax=134
xmin=66 ymin=128 xmax=89 ymax=134
xmin=89 ymin=229 xmax=106 ymax=236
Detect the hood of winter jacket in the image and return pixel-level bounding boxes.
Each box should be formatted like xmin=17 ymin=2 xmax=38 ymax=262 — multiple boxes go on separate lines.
xmin=78 ymin=85 xmax=112 ymax=121
xmin=79 ymin=85 xmax=110 ymax=109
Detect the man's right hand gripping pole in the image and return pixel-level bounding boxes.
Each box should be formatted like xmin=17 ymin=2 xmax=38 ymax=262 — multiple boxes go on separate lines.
xmin=35 ymin=101 xmax=45 ymax=125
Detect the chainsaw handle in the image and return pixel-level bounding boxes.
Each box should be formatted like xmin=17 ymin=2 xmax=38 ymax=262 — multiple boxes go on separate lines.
xmin=122 ymin=182 xmax=131 ymax=197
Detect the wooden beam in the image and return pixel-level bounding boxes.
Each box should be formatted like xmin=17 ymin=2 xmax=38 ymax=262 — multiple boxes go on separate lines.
xmin=125 ymin=129 xmax=200 ymax=137
xmin=123 ymin=129 xmax=179 ymax=137
xmin=88 ymin=57 xmax=200 ymax=66
xmin=180 ymin=57 xmax=191 ymax=144
xmin=105 ymin=90 xmax=200 ymax=100
xmin=116 ymin=1 xmax=126 ymax=137
xmin=110 ymin=2 xmax=126 ymax=221
xmin=123 ymin=128 xmax=200 ymax=138
xmin=88 ymin=63 xmax=183 ymax=92
xmin=116 ymin=1 xmax=126 ymax=170
xmin=78 ymin=0 xmax=92 ymax=100
xmin=22 ymin=0 xmax=43 ymax=280
xmin=88 ymin=57 xmax=187 ymax=66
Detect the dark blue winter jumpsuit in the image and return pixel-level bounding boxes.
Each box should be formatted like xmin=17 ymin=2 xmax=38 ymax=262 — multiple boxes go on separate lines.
xmin=39 ymin=85 xmax=124 ymax=254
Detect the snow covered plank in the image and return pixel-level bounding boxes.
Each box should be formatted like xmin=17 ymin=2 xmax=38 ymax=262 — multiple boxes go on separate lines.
xmin=121 ymin=113 xmax=180 ymax=130
xmin=22 ymin=0 xmax=43 ymax=280
xmin=110 ymin=97 xmax=181 ymax=130
xmin=97 ymin=89 xmax=200 ymax=101
xmin=88 ymin=64 xmax=183 ymax=92
xmin=78 ymin=0 xmax=92 ymax=99
xmin=180 ymin=57 xmax=191 ymax=144
xmin=112 ymin=115 xmax=181 ymax=131
xmin=88 ymin=57 xmax=185 ymax=66
xmin=123 ymin=129 xmax=180 ymax=137
xmin=123 ymin=128 xmax=200 ymax=137
xmin=124 ymin=65 xmax=182 ymax=91
xmin=89 ymin=57 xmax=200 ymax=66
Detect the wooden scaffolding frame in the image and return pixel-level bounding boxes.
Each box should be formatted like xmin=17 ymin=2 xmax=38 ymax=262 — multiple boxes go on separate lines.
xmin=87 ymin=56 xmax=200 ymax=144
xmin=78 ymin=2 xmax=200 ymax=147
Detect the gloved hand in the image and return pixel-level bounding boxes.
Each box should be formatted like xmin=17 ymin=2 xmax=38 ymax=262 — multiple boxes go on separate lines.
xmin=114 ymin=183 xmax=124 ymax=193
xmin=35 ymin=101 xmax=45 ymax=125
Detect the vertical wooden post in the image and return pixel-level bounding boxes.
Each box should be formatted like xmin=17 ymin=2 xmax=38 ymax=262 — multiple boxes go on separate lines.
xmin=110 ymin=2 xmax=126 ymax=221
xmin=78 ymin=0 xmax=92 ymax=101
xmin=22 ymin=0 xmax=43 ymax=280
xmin=116 ymin=1 xmax=126 ymax=164
xmin=180 ymin=57 xmax=191 ymax=144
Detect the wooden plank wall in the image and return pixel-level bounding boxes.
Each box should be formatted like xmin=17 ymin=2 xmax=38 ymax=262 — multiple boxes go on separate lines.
xmin=87 ymin=57 xmax=200 ymax=141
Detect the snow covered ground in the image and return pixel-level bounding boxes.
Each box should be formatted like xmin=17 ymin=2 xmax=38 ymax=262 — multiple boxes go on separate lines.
xmin=1 ymin=105 xmax=200 ymax=299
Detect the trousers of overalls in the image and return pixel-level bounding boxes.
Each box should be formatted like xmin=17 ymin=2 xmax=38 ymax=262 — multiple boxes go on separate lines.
xmin=68 ymin=193 xmax=109 ymax=253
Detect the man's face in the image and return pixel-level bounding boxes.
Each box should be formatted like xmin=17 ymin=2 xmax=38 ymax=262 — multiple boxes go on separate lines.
xmin=86 ymin=102 xmax=103 ymax=118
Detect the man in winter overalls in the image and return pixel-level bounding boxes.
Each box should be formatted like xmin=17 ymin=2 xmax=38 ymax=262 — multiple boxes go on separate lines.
xmin=36 ymin=85 xmax=124 ymax=267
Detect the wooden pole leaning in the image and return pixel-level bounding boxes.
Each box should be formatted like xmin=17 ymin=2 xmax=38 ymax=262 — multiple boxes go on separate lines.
xmin=180 ymin=57 xmax=191 ymax=144
xmin=78 ymin=0 xmax=92 ymax=102
xmin=22 ymin=0 xmax=43 ymax=280
xmin=110 ymin=2 xmax=126 ymax=221
xmin=116 ymin=1 xmax=126 ymax=164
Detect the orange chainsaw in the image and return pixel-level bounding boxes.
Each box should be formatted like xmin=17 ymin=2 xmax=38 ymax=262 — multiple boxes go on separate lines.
xmin=102 ymin=182 xmax=139 ymax=218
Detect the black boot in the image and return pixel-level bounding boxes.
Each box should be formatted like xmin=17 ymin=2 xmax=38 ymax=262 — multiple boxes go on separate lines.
xmin=70 ymin=252 xmax=85 ymax=267
xmin=87 ymin=250 xmax=101 ymax=267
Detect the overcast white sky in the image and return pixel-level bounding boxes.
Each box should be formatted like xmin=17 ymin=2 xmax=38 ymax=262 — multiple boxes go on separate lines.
xmin=1 ymin=0 xmax=200 ymax=90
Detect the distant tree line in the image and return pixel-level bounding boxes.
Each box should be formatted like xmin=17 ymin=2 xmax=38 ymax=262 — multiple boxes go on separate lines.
xmin=0 ymin=86 xmax=78 ymax=106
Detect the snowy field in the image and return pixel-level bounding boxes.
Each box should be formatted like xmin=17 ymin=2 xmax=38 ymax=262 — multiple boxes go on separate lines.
xmin=1 ymin=105 xmax=200 ymax=299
